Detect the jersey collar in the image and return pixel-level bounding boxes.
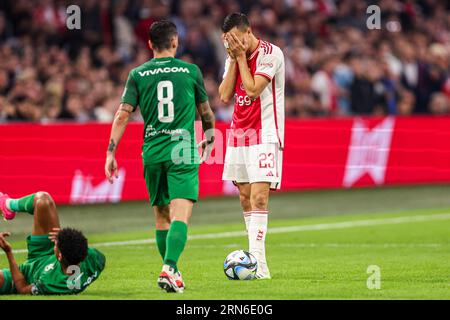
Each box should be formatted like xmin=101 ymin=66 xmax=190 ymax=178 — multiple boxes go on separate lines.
xmin=152 ymin=57 xmax=175 ymax=64
xmin=248 ymin=39 xmax=261 ymax=60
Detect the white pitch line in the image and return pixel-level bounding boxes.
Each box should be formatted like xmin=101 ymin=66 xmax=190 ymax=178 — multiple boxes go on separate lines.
xmin=7 ymin=213 xmax=450 ymax=255
xmin=114 ymin=243 xmax=444 ymax=249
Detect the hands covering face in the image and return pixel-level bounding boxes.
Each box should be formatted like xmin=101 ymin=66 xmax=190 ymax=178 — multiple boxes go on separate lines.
xmin=223 ymin=32 xmax=249 ymax=60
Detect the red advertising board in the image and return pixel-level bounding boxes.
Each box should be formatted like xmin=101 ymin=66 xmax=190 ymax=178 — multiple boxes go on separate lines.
xmin=0 ymin=116 xmax=449 ymax=204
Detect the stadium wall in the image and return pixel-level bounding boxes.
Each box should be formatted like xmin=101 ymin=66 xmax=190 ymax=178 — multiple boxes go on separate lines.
xmin=1 ymin=116 xmax=449 ymax=204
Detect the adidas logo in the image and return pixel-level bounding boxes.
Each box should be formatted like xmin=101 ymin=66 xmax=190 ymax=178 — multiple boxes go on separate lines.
xmin=266 ymin=171 xmax=274 ymax=177
xmin=256 ymin=230 xmax=264 ymax=241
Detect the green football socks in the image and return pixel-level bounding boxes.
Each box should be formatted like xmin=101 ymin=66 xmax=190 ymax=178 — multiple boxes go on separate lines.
xmin=8 ymin=193 xmax=36 ymax=215
xmin=156 ymin=229 xmax=169 ymax=260
xmin=164 ymin=220 xmax=188 ymax=272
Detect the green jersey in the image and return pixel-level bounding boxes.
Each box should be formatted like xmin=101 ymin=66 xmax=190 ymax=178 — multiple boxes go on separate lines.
xmin=23 ymin=248 xmax=106 ymax=295
xmin=121 ymin=57 xmax=209 ymax=165
xmin=1 ymin=235 xmax=105 ymax=296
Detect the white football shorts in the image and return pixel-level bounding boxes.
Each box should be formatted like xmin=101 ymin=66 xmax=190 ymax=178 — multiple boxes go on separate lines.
xmin=222 ymin=143 xmax=283 ymax=190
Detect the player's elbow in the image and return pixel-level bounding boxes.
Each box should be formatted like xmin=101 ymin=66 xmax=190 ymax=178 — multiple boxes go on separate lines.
xmin=218 ymin=89 xmax=232 ymax=104
xmin=205 ymin=110 xmax=215 ymax=124
xmin=16 ymin=284 xmax=31 ymax=295
xmin=218 ymin=85 xmax=233 ymax=104
xmin=114 ymin=110 xmax=130 ymax=125
xmin=17 ymin=288 xmax=29 ymax=295
xmin=246 ymin=91 xmax=260 ymax=100
xmin=219 ymin=94 xmax=232 ymax=104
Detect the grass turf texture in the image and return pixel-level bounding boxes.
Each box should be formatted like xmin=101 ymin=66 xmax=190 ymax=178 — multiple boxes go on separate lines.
xmin=1 ymin=184 xmax=449 ymax=299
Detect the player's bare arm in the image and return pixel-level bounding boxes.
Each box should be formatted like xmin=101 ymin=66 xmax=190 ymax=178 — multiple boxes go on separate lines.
xmin=218 ymin=37 xmax=238 ymax=103
xmin=105 ymin=103 xmax=134 ymax=184
xmin=196 ymin=100 xmax=216 ymax=163
xmin=0 ymin=232 xmax=32 ymax=294
xmin=218 ymin=59 xmax=237 ymax=103
xmin=0 ymin=192 xmax=105 ymax=295
xmin=228 ymin=33 xmax=270 ymax=100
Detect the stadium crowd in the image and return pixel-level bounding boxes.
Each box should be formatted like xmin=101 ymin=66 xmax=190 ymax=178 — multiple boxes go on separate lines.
xmin=0 ymin=0 xmax=449 ymax=123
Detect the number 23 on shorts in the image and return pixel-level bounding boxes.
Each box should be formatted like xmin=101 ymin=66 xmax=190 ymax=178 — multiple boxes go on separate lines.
xmin=259 ymin=153 xmax=275 ymax=168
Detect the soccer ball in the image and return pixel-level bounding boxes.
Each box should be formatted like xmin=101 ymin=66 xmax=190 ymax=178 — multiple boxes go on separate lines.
xmin=223 ymin=250 xmax=258 ymax=280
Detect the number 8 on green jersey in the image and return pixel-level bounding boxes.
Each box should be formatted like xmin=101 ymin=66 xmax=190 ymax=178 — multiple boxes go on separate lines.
xmin=121 ymin=57 xmax=209 ymax=206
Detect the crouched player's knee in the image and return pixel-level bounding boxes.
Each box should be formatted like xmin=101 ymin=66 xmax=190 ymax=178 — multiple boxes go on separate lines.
xmin=35 ymin=192 xmax=55 ymax=207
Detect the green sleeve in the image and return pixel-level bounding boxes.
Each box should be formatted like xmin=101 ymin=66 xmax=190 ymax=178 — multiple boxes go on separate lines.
xmin=121 ymin=71 xmax=139 ymax=110
xmin=194 ymin=65 xmax=209 ymax=104
xmin=88 ymin=248 xmax=106 ymax=271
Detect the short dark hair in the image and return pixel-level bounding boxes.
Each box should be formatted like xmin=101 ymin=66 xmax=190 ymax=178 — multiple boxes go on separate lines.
xmin=57 ymin=228 xmax=88 ymax=266
xmin=222 ymin=12 xmax=250 ymax=33
xmin=149 ymin=20 xmax=178 ymax=51
xmin=13 ymin=95 xmax=27 ymax=104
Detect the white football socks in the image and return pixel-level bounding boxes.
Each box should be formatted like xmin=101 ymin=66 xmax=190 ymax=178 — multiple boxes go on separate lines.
xmin=248 ymin=210 xmax=269 ymax=270
xmin=243 ymin=211 xmax=252 ymax=232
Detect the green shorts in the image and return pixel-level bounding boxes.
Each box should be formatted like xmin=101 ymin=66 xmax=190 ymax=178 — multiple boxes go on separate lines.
xmin=0 ymin=235 xmax=53 ymax=295
xmin=144 ymin=161 xmax=199 ymax=206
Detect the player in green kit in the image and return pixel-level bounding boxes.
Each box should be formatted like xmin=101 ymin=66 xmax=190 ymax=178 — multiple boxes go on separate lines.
xmin=0 ymin=191 xmax=105 ymax=295
xmin=105 ymin=20 xmax=215 ymax=293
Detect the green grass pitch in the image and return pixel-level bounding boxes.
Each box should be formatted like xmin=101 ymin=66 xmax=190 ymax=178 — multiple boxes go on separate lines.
xmin=1 ymin=185 xmax=450 ymax=300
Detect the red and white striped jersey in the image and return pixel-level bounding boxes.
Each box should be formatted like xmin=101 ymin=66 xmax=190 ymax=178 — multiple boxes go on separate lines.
xmin=223 ymin=39 xmax=285 ymax=148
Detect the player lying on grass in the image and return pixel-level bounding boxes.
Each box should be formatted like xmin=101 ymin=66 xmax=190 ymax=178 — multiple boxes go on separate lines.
xmin=105 ymin=20 xmax=215 ymax=293
xmin=0 ymin=192 xmax=105 ymax=295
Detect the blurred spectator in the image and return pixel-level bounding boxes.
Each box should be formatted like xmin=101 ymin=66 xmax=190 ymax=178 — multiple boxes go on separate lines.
xmin=349 ymin=56 xmax=387 ymax=115
xmin=0 ymin=0 xmax=449 ymax=123
xmin=0 ymin=12 xmax=12 ymax=42
xmin=113 ymin=0 xmax=137 ymax=62
xmin=429 ymin=92 xmax=450 ymax=115
xmin=397 ymin=89 xmax=415 ymax=115
xmin=311 ymin=56 xmax=340 ymax=115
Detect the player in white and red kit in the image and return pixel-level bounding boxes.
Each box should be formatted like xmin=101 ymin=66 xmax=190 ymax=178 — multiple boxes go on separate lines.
xmin=219 ymin=13 xmax=285 ymax=279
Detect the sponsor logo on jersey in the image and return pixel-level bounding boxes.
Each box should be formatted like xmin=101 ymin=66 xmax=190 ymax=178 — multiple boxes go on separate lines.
xmin=45 ymin=263 xmax=55 ymax=272
xmin=138 ymin=67 xmax=190 ymax=76
xmin=343 ymin=117 xmax=395 ymax=187
xmin=235 ymin=94 xmax=253 ymax=106
xmin=266 ymin=171 xmax=274 ymax=177
xmin=258 ymin=62 xmax=273 ymax=68
xmin=144 ymin=124 xmax=186 ymax=138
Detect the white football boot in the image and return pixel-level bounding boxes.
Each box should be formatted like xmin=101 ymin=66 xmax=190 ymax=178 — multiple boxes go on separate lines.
xmin=157 ymin=265 xmax=184 ymax=293
xmin=252 ymin=251 xmax=271 ymax=280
